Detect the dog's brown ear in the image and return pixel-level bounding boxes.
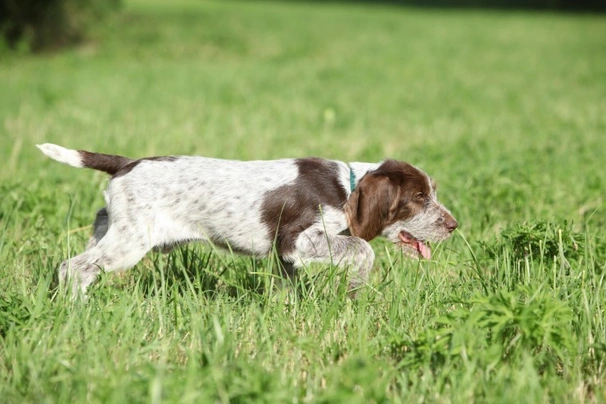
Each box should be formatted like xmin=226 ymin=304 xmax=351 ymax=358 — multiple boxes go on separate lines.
xmin=344 ymin=174 xmax=400 ymax=241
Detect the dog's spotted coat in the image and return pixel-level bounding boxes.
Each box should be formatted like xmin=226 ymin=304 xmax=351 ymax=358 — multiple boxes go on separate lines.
xmin=38 ymin=143 xmax=457 ymax=295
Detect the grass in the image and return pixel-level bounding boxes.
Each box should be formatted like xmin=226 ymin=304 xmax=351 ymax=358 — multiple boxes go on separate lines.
xmin=1 ymin=0 xmax=605 ymax=402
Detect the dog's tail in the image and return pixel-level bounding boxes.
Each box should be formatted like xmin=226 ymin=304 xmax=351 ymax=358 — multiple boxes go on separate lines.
xmin=37 ymin=143 xmax=134 ymax=175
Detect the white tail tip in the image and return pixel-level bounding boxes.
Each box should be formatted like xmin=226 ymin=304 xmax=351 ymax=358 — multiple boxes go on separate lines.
xmin=37 ymin=143 xmax=83 ymax=168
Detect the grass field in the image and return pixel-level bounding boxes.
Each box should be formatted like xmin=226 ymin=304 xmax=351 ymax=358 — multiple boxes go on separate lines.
xmin=1 ymin=0 xmax=605 ymax=402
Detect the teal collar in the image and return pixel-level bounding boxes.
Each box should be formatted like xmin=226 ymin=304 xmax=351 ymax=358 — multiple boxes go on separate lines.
xmin=348 ymin=164 xmax=356 ymax=192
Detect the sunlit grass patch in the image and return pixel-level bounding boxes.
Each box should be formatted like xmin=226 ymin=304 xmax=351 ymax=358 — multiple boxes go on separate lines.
xmin=0 ymin=0 xmax=605 ymax=402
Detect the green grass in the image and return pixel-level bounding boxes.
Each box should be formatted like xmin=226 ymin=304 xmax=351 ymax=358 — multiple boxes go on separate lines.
xmin=1 ymin=0 xmax=605 ymax=402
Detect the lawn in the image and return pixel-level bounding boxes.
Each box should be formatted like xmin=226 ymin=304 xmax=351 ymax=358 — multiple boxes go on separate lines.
xmin=1 ymin=0 xmax=605 ymax=402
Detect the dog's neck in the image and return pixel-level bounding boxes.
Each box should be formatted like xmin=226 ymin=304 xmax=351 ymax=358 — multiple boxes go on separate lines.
xmin=347 ymin=162 xmax=381 ymax=190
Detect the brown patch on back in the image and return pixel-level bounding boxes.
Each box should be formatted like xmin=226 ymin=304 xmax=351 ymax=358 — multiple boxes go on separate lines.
xmin=344 ymin=160 xmax=431 ymax=240
xmin=261 ymin=158 xmax=347 ymax=255
xmin=112 ymin=156 xmax=178 ymax=178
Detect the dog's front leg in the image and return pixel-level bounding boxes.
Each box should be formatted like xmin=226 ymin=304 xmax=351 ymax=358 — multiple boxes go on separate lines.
xmin=285 ymin=228 xmax=375 ymax=294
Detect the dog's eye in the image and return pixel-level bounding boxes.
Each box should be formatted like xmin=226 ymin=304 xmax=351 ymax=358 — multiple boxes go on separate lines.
xmin=415 ymin=192 xmax=425 ymax=201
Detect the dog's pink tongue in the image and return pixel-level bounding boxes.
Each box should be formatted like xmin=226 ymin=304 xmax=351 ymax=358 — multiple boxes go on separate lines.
xmin=417 ymin=241 xmax=431 ymax=260
xmin=399 ymin=232 xmax=432 ymax=260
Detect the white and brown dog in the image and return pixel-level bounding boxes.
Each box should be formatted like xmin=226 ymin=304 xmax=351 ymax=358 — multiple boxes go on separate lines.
xmin=38 ymin=143 xmax=457 ymax=295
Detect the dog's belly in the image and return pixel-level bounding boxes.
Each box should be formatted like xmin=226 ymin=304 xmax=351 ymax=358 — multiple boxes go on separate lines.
xmin=187 ymin=210 xmax=275 ymax=255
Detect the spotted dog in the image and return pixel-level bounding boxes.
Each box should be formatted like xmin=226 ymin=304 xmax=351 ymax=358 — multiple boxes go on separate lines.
xmin=38 ymin=143 xmax=457 ymax=295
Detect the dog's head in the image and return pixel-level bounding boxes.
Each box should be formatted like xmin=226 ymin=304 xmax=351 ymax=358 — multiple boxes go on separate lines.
xmin=344 ymin=160 xmax=457 ymax=259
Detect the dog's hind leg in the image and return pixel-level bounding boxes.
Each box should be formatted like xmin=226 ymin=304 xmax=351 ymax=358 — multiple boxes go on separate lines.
xmin=60 ymin=224 xmax=152 ymax=296
xmin=86 ymin=207 xmax=109 ymax=250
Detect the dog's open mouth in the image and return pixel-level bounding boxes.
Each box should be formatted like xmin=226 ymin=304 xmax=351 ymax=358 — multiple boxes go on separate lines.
xmin=398 ymin=231 xmax=431 ymax=260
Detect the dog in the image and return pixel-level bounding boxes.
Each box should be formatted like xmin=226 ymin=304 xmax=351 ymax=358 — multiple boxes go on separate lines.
xmin=38 ymin=143 xmax=457 ymax=295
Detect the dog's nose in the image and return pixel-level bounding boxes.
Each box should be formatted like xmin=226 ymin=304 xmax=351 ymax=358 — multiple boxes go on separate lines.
xmin=445 ymin=216 xmax=458 ymax=233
